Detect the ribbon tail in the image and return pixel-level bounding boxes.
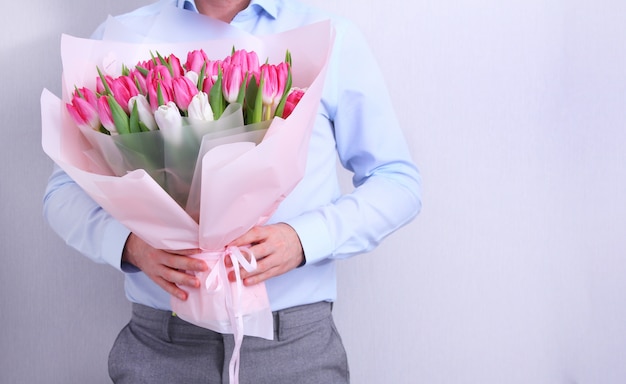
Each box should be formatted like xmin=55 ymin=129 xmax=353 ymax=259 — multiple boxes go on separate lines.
xmin=225 ymin=246 xmax=252 ymax=384
xmin=228 ymin=315 xmax=245 ymax=384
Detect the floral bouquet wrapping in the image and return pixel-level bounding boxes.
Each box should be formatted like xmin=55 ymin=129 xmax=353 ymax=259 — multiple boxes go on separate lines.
xmin=41 ymin=7 xmax=333 ymax=382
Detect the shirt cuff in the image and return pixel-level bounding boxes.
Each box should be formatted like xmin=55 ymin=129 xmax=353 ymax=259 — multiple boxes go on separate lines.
xmin=102 ymin=218 xmax=133 ymax=272
xmin=285 ymin=212 xmax=334 ymax=266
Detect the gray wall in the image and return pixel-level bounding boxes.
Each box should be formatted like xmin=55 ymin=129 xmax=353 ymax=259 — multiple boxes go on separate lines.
xmin=2 ymin=0 xmax=626 ymax=383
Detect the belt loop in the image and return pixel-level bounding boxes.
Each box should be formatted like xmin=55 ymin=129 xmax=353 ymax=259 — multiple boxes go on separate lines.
xmin=162 ymin=311 xmax=173 ymax=343
xmin=273 ymin=311 xmax=280 ymax=341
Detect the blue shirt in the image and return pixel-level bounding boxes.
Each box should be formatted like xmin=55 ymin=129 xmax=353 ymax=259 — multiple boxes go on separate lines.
xmin=44 ymin=0 xmax=422 ymax=312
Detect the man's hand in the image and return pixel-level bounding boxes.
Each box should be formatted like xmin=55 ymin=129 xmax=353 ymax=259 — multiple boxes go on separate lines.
xmin=226 ymin=223 xmax=304 ymax=286
xmin=122 ymin=233 xmax=207 ymax=301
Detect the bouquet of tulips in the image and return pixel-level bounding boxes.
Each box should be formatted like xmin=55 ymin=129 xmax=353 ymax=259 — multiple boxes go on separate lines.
xmin=42 ymin=9 xmax=333 ymax=383
xmin=65 ymin=47 xmax=305 ymax=212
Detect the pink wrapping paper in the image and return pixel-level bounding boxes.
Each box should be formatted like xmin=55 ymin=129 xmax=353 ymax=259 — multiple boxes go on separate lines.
xmin=42 ymin=20 xmax=334 ymax=343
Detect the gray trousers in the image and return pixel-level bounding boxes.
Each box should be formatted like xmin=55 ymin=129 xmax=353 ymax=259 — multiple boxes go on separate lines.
xmin=108 ymin=301 xmax=350 ymax=383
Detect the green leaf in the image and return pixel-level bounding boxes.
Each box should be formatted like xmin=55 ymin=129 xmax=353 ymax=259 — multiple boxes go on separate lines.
xmin=236 ymin=72 xmax=249 ymax=106
xmin=139 ymin=121 xmax=150 ymax=132
xmin=135 ymin=65 xmax=149 ymax=77
xmin=74 ymin=86 xmax=84 ymax=99
xmin=129 ymin=100 xmax=140 ymax=133
xmin=155 ymin=51 xmax=166 ymax=65
xmin=107 ymin=97 xmax=130 ymax=135
xmin=244 ymin=74 xmax=259 ymax=125
xmin=156 ymin=51 xmax=174 ymax=76
xmin=96 ymin=67 xmax=112 ymax=95
xmin=253 ymin=73 xmax=264 ymax=123
xmin=285 ymin=50 xmax=292 ymax=66
xmin=157 ymin=82 xmax=165 ymax=107
xmin=209 ymin=66 xmax=225 ymax=120
xmin=197 ymin=62 xmax=207 ymax=91
xmin=133 ymin=76 xmax=144 ymax=94
xmin=274 ymin=66 xmax=292 ymax=118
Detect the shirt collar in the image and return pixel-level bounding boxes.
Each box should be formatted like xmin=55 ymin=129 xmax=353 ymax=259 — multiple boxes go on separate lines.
xmin=177 ymin=0 xmax=278 ymax=19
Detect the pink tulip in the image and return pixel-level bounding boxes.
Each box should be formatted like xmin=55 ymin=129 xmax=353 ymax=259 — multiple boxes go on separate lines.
xmin=66 ymin=95 xmax=100 ymax=131
xmin=222 ymin=64 xmax=244 ymax=104
xmin=202 ymin=75 xmax=216 ymax=95
xmin=110 ymin=76 xmax=140 ymax=114
xmin=136 ymin=58 xmax=158 ymax=73
xmin=96 ymin=74 xmax=115 ymax=95
xmin=128 ymin=68 xmax=148 ymax=95
xmin=260 ymin=63 xmax=289 ymax=109
xmin=172 ymin=76 xmax=199 ymax=111
xmin=166 ymin=54 xmax=184 ymax=77
xmin=147 ymin=65 xmax=174 ymax=111
xmin=208 ymin=61 xmax=223 ymax=78
xmin=201 ymin=60 xmax=223 ymax=94
xmin=228 ymin=49 xmax=260 ymax=75
xmin=138 ymin=52 xmax=198 ymax=79
xmin=276 ymin=62 xmax=290 ymax=88
xmin=73 ymin=87 xmax=99 ymax=109
xmin=97 ymin=95 xmax=117 ymax=134
xmin=148 ymin=80 xmax=174 ymax=111
xmin=147 ymin=65 xmax=173 ymax=89
xmin=246 ymin=51 xmax=261 ymax=74
xmin=282 ymin=87 xmax=306 ymax=118
xmin=185 ymin=49 xmax=209 ymax=73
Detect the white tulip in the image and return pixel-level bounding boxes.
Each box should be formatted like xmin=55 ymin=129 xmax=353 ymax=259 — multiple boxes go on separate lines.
xmin=154 ymin=101 xmax=184 ymax=145
xmin=187 ymin=92 xmax=214 ymax=121
xmin=128 ymin=95 xmax=157 ymax=131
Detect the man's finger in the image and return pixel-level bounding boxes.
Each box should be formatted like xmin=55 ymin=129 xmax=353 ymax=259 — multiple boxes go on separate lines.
xmin=168 ymin=268 xmax=201 ymax=288
xmin=164 ymin=253 xmax=208 ymax=273
xmin=155 ymin=276 xmax=189 ymax=301
xmin=169 ymin=248 xmax=202 ymax=256
xmin=229 ymin=226 xmax=266 ymax=247
xmin=243 ymin=265 xmax=281 ymax=286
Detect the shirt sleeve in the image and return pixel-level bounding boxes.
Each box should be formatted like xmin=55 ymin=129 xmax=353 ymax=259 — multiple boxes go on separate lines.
xmin=41 ymin=10 xmax=161 ymax=272
xmin=43 ymin=164 xmax=131 ymax=271
xmin=286 ymin=20 xmax=423 ymax=264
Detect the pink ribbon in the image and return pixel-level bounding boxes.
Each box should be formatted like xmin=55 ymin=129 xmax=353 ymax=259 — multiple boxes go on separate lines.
xmin=203 ymin=246 xmax=256 ymax=384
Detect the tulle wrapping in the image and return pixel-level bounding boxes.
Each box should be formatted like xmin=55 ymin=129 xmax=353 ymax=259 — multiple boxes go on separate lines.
xmin=42 ymin=12 xmax=334 ymax=343
xmin=77 ymin=103 xmax=270 ymax=210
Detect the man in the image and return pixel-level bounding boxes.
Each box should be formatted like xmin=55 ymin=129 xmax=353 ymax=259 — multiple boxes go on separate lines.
xmin=44 ymin=0 xmax=422 ymax=382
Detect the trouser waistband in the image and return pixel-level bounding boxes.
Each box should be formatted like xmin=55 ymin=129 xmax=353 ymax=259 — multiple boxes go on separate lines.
xmin=130 ymin=301 xmax=333 ymax=340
